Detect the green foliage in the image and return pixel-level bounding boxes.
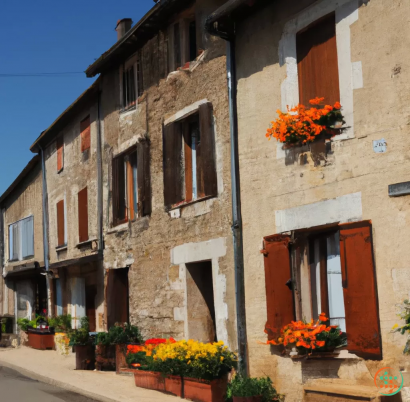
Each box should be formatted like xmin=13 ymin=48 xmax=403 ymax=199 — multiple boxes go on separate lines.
xmin=315 ymin=327 xmax=347 ymax=351
xmin=317 ymin=109 xmax=346 ymax=130
xmin=48 ymin=315 xmax=72 ymax=332
xmin=392 ymin=300 xmax=410 ymax=354
xmin=1 ymin=318 xmax=12 ymax=333
xmin=126 ymin=351 xmax=154 ymax=370
xmin=68 ymin=317 xmax=92 ymax=346
xmin=96 ymin=323 xmax=144 ymax=346
xmin=17 ymin=316 xmax=44 ymax=331
xmin=226 ymin=375 xmax=283 ymax=402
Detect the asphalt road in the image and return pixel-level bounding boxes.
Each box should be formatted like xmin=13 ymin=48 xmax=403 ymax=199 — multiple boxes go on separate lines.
xmin=0 ymin=366 xmax=98 ymax=402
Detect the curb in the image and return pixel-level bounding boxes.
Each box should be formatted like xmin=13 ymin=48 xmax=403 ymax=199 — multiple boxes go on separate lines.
xmin=0 ymin=360 xmax=120 ymax=402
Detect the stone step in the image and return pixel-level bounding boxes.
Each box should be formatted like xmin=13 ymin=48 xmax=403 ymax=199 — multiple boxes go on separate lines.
xmin=304 ymin=383 xmax=385 ymax=402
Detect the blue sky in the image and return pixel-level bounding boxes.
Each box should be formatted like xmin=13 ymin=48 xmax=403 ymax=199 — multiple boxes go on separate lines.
xmin=0 ymin=0 xmax=153 ymax=194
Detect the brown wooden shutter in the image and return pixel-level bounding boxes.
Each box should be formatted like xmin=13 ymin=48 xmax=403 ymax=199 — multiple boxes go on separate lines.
xmin=80 ymin=116 xmax=91 ymax=152
xmin=183 ymin=122 xmax=193 ymax=203
xmin=339 ymin=221 xmax=382 ymax=360
xmin=297 ymin=13 xmax=340 ymax=107
xmin=57 ymin=200 xmax=65 ymax=247
xmin=263 ymin=235 xmax=295 ymax=340
xmin=57 ymin=137 xmax=64 ymax=172
xmin=78 ymin=187 xmax=89 ymax=243
xmin=112 ymin=157 xmax=119 ymax=226
xmin=137 ymin=141 xmax=152 ymax=216
xmin=163 ymin=122 xmax=183 ymax=208
xmin=197 ymin=103 xmax=218 ymax=198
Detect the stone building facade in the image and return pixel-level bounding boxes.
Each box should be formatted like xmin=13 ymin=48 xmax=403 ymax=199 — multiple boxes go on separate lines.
xmin=85 ymin=0 xmax=237 ymax=347
xmin=30 ymin=81 xmax=105 ymax=332
xmin=0 ymin=156 xmax=46 ymax=334
xmin=209 ymin=0 xmax=410 ymax=400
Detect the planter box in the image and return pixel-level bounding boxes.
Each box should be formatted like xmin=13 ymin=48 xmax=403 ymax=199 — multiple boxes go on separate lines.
xmin=184 ymin=377 xmax=228 ymax=402
xmin=27 ymin=333 xmax=54 ymax=350
xmin=96 ymin=344 xmax=116 ymax=371
xmin=165 ymin=375 xmax=183 ymax=397
xmin=75 ymin=345 xmax=95 ymax=370
xmin=134 ymin=370 xmax=166 ymax=392
xmin=233 ymin=397 xmax=262 ymax=402
xmin=115 ymin=344 xmax=127 ymax=374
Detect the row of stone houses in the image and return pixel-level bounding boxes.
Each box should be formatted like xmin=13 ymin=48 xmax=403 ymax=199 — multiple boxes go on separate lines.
xmin=1 ymin=0 xmax=410 ymax=400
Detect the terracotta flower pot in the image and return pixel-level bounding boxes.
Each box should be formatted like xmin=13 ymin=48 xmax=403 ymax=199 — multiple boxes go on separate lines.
xmin=165 ymin=375 xmax=183 ymax=397
xmin=75 ymin=345 xmax=95 ymax=370
xmin=134 ymin=370 xmax=165 ymax=391
xmin=233 ymin=396 xmax=262 ymax=402
xmin=184 ymin=377 xmax=228 ymax=402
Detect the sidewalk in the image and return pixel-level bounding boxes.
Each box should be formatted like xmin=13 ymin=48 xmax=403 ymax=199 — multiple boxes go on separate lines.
xmin=0 ymin=347 xmax=182 ymax=402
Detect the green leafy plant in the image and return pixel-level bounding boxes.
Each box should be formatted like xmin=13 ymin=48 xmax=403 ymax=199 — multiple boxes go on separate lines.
xmin=48 ymin=315 xmax=72 ymax=332
xmin=392 ymin=299 xmax=410 ymax=354
xmin=226 ymin=375 xmax=283 ymax=402
xmin=17 ymin=316 xmax=45 ymax=331
xmin=96 ymin=323 xmax=144 ymax=346
xmin=69 ymin=317 xmax=92 ymax=346
xmin=126 ymin=351 xmax=154 ymax=370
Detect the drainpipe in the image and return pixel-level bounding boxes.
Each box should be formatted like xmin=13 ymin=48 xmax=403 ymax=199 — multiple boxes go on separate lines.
xmin=39 ymin=145 xmax=52 ymax=317
xmin=205 ymin=19 xmax=248 ymax=375
xmin=96 ymin=90 xmax=103 ymax=252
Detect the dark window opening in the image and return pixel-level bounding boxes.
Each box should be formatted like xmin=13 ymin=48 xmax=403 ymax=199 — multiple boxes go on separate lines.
xmin=189 ymin=20 xmax=197 ymax=61
xmin=122 ymin=65 xmax=136 ymax=110
xmin=174 ymin=23 xmax=181 ymax=70
xmin=186 ymin=261 xmax=216 ymax=343
xmin=136 ymin=54 xmax=143 ymax=97
xmin=107 ymin=268 xmax=129 ymax=328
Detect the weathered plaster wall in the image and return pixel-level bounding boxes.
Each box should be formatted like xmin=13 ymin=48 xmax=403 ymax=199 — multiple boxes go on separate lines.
xmin=100 ymin=49 xmax=236 ymax=346
xmin=235 ymin=0 xmax=410 ymax=399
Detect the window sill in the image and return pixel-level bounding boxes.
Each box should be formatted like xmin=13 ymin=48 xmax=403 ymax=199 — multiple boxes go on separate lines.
xmin=56 ymin=245 xmax=67 ymax=252
xmin=169 ymin=195 xmax=216 ymax=212
xmin=7 ymin=256 xmax=35 ymax=264
xmin=75 ymin=238 xmax=97 ymax=249
xmin=57 ymin=167 xmax=64 ymax=174
xmin=119 ymin=105 xmax=136 ymax=115
xmin=107 ymin=222 xmax=129 ymax=234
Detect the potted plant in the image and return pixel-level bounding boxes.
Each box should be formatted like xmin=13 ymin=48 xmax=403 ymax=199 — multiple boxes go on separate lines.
xmin=69 ymin=317 xmax=95 ymax=370
xmin=18 ymin=316 xmax=55 ymax=350
xmin=265 ymin=313 xmax=347 ymax=357
xmin=265 ymin=97 xmax=345 ymax=148
xmin=227 ymin=376 xmax=282 ymax=402
xmin=49 ymin=315 xmax=72 ymax=356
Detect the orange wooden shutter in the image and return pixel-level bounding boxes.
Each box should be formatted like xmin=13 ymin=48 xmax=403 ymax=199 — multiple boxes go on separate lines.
xmin=57 ymin=137 xmax=64 ymax=172
xmin=78 ymin=187 xmax=88 ymax=243
xmin=263 ymin=234 xmax=295 ymax=340
xmin=57 ymin=200 xmax=65 ymax=247
xmin=339 ymin=221 xmax=382 ymax=360
xmin=297 ymin=13 xmax=340 ymax=107
xmin=137 ymin=141 xmax=152 ymax=217
xmin=80 ymin=115 xmax=91 ymax=152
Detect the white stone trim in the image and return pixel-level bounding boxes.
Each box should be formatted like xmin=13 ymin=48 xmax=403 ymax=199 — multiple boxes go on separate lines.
xmin=164 ymin=99 xmax=209 ymax=126
xmin=113 ymin=134 xmax=146 ymax=157
xmin=275 ymin=192 xmax=362 ymax=233
xmin=278 ymin=0 xmax=361 ymax=159
xmin=170 ymin=238 xmax=230 ymax=347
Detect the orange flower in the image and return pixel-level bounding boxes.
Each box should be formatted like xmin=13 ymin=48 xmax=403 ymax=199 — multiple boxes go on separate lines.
xmin=333 ymin=101 xmax=341 ymax=109
xmin=309 ymin=97 xmax=325 ymax=105
xmin=319 ymin=313 xmax=328 ymax=322
xmin=316 ymin=341 xmax=325 ymax=348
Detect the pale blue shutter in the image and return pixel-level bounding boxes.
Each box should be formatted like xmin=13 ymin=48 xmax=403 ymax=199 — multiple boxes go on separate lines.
xmin=21 ymin=216 xmax=34 ymax=258
xmin=9 ymin=225 xmax=13 ymax=261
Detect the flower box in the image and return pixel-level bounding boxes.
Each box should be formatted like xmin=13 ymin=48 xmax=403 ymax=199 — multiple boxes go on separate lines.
xmin=165 ymin=375 xmax=183 ymax=397
xmin=115 ymin=344 xmax=127 ymax=374
xmin=233 ymin=397 xmax=262 ymax=402
xmin=184 ymin=377 xmax=228 ymax=402
xmin=75 ymin=345 xmax=95 ymax=370
xmin=134 ymin=370 xmax=165 ymax=392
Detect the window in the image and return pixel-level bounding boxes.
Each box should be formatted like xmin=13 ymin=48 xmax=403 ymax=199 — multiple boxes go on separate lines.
xmin=78 ymin=187 xmax=88 ymax=243
xmin=121 ymin=54 xmax=143 ymax=111
xmin=112 ymin=141 xmax=151 ymax=226
xmin=168 ymin=17 xmax=197 ymax=72
xmin=163 ymin=102 xmax=217 ymax=209
xmin=8 ymin=216 xmax=34 ymax=261
xmin=263 ymin=221 xmax=382 ymax=359
xmin=57 ymin=199 xmax=66 ymax=247
xmin=57 ymin=136 xmax=64 ymax=172
xmin=296 ymin=13 xmax=340 ymax=107
xmin=80 ymin=116 xmax=91 ymax=153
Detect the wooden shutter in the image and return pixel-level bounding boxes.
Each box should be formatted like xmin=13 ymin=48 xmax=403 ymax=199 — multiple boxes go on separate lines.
xmin=57 ymin=200 xmax=65 ymax=247
xmin=57 ymin=137 xmax=64 ymax=172
xmin=78 ymin=187 xmax=89 ymax=243
xmin=112 ymin=158 xmax=119 ymax=225
xmin=163 ymin=122 xmax=183 ymax=208
xmin=263 ymin=235 xmax=295 ymax=340
xmin=80 ymin=116 xmax=91 ymax=152
xmin=197 ymin=103 xmax=218 ymax=198
xmin=339 ymin=221 xmax=382 ymax=360
xmin=137 ymin=141 xmax=152 ymax=216
xmin=297 ymin=13 xmax=340 ymax=107
xmin=183 ymin=122 xmax=193 ymax=203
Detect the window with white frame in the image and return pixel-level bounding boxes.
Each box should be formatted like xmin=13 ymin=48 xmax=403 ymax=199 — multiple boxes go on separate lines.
xmin=120 ymin=53 xmax=143 ymax=111
xmin=9 ymin=216 xmax=34 ymax=261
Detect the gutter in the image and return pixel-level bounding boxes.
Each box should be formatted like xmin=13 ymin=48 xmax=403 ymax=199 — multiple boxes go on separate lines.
xmin=205 ymin=9 xmax=248 ymax=375
xmin=96 ymin=90 xmax=104 ymax=252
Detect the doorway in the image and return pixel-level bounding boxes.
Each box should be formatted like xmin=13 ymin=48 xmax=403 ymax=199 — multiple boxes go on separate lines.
xmin=186 ymin=261 xmax=216 ymax=343
xmin=106 ymin=268 xmax=129 ymax=329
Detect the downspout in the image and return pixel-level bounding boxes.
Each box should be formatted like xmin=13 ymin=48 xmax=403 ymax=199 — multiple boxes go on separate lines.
xmin=39 ymin=145 xmax=52 ymax=317
xmin=205 ymin=19 xmax=248 ymax=375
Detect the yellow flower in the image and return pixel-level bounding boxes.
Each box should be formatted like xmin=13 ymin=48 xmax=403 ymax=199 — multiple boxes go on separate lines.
xmin=392 ymin=324 xmax=399 ymax=329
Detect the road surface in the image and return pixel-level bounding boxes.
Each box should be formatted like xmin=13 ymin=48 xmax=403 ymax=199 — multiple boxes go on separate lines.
xmin=0 ymin=366 xmax=97 ymax=402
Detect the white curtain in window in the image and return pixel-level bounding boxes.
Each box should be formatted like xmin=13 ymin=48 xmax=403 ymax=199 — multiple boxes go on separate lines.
xmin=9 ymin=216 xmax=34 ymax=261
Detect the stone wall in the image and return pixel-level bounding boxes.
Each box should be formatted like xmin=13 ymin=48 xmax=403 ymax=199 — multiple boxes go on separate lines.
xmin=235 ymin=0 xmax=410 ymax=400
